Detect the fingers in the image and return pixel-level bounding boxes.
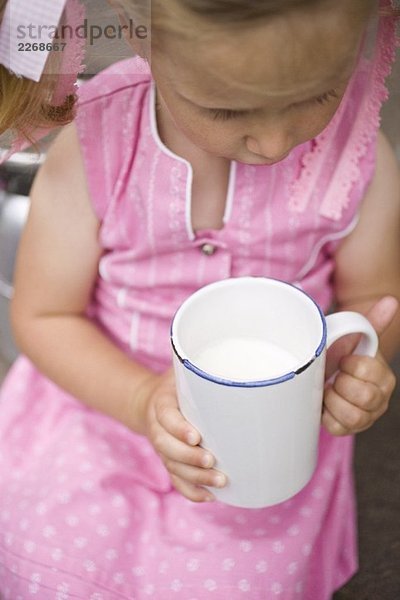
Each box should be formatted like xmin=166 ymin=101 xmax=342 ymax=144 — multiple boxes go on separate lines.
xmin=322 ymin=386 xmax=386 ymax=435
xmin=152 ymin=424 xmax=227 ymax=502
xmin=339 ymin=354 xmax=396 ymax=398
xmin=150 ymin=380 xmax=201 ymax=446
xmin=169 ymin=474 xmax=216 ymax=503
xmin=322 ymin=352 xmax=397 ymax=436
xmin=152 ymin=426 xmax=215 ymax=469
xmin=150 ymin=391 xmax=213 ymax=467
xmin=166 ymin=460 xmax=227 ymax=490
xmin=156 ymin=400 xmax=201 ymax=446
xmin=333 ymin=373 xmax=384 ymax=413
xmin=147 ymin=372 xmax=228 ymax=503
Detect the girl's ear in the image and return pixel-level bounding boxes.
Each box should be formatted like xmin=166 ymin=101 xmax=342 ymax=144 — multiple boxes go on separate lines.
xmin=108 ymin=1 xmax=151 ymax=60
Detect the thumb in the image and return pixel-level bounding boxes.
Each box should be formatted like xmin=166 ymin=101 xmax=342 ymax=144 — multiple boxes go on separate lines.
xmin=325 ymin=295 xmax=398 ymax=380
xmin=364 ymin=295 xmax=399 ymax=337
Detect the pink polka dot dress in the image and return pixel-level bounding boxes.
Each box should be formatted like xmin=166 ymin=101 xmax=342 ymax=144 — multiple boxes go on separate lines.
xmin=0 ymin=9 xmax=398 ymax=600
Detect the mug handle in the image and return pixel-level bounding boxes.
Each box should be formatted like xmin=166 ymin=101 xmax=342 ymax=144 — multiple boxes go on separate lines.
xmin=325 ymin=311 xmax=379 ymax=357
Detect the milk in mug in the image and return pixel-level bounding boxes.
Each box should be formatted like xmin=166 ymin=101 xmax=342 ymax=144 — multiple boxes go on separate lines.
xmin=193 ymin=337 xmax=301 ymax=381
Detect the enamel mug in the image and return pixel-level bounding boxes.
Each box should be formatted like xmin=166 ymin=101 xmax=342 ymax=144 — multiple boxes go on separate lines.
xmin=171 ymin=277 xmax=378 ymax=509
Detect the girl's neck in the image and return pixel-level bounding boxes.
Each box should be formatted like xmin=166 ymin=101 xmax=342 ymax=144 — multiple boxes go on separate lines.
xmin=154 ymin=86 xmax=232 ymax=233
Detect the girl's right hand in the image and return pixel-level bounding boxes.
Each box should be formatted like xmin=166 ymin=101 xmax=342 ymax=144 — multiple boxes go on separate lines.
xmin=141 ymin=369 xmax=227 ymax=502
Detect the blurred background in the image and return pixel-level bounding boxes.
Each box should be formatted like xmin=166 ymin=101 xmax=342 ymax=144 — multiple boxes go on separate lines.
xmin=0 ymin=3 xmax=399 ymax=597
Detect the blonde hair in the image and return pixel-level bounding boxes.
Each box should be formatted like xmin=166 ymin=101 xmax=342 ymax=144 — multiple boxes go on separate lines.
xmin=0 ymin=0 xmax=77 ymax=143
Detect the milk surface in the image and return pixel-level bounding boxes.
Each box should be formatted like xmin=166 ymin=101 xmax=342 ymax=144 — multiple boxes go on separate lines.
xmin=193 ymin=336 xmax=301 ymax=381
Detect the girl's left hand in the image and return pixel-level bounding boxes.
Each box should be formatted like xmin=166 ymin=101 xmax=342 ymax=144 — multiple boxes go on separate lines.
xmin=322 ymin=297 xmax=398 ymax=436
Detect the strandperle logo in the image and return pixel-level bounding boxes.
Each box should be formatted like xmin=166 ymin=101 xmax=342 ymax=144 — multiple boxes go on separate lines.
xmin=16 ymin=18 xmax=148 ymax=46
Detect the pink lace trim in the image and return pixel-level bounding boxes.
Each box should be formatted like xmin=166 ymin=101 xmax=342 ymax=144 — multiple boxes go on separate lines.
xmin=53 ymin=0 xmax=86 ymax=105
xmin=289 ymin=2 xmax=399 ymax=220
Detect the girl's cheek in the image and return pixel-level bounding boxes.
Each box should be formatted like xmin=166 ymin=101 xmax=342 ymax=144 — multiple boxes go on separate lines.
xmin=296 ymin=104 xmax=341 ymax=142
xmin=175 ymin=111 xmax=229 ymax=147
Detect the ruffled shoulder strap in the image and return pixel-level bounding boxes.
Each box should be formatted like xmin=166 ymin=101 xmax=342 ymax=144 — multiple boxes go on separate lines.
xmin=52 ymin=0 xmax=86 ymax=105
xmin=289 ymin=0 xmax=399 ymax=221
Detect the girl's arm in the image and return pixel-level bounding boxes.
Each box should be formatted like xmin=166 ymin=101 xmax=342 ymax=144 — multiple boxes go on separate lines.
xmin=10 ymin=123 xmax=224 ymax=502
xmin=323 ymin=130 xmax=400 ymax=435
xmin=334 ymin=130 xmax=400 ymax=357
xmin=10 ymin=123 xmax=154 ymax=433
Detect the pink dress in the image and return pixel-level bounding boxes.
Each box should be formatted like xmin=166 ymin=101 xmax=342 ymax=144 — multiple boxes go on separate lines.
xmin=0 ymin=11 xmax=398 ymax=600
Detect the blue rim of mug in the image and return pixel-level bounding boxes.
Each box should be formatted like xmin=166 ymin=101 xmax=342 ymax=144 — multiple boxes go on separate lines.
xmin=170 ymin=278 xmax=327 ymax=388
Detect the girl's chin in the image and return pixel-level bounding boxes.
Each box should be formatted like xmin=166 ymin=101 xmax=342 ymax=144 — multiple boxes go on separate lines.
xmin=217 ymin=151 xmax=291 ymax=166
xmin=237 ymin=155 xmax=290 ymax=166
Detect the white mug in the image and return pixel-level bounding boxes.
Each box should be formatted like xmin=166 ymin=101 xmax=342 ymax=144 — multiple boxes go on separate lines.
xmin=171 ymin=277 xmax=378 ymax=509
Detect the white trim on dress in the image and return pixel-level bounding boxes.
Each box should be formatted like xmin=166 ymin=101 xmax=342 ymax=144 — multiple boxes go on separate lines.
xmin=149 ymin=81 xmax=237 ymax=240
xmin=149 ymin=81 xmax=195 ymax=240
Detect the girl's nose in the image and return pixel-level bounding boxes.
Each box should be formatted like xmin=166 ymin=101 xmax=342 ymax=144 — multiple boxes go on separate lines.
xmin=245 ymin=130 xmax=293 ymax=163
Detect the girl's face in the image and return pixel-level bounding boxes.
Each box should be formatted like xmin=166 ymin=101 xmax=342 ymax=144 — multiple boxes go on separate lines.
xmin=150 ymin=2 xmax=373 ymax=165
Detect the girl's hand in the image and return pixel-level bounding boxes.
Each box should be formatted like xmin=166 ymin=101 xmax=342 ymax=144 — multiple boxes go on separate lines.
xmin=142 ymin=369 xmax=227 ymax=502
xmin=322 ymin=297 xmax=398 ymax=435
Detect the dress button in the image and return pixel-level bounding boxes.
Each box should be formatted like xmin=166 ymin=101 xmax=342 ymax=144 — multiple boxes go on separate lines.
xmin=201 ymin=243 xmax=217 ymax=256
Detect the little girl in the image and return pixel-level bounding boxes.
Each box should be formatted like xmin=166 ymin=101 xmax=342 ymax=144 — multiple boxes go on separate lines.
xmin=1 ymin=0 xmax=400 ymax=598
